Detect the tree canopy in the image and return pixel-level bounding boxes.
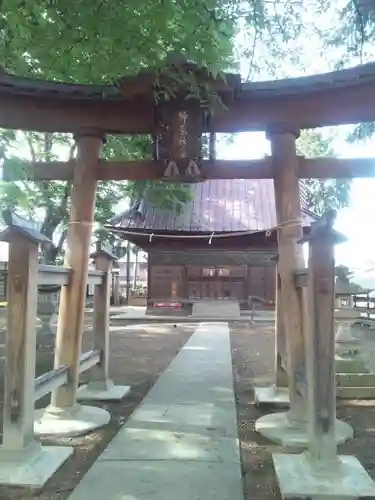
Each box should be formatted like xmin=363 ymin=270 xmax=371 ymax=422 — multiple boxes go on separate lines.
xmin=319 ymin=1 xmax=375 ymax=141
xmin=0 ymin=0 xmax=240 ymax=261
xmin=296 ymin=130 xmax=351 ymax=216
xmin=0 ymin=0 xmax=237 ymax=80
xmin=335 ymin=264 xmax=354 ymax=285
xmin=0 ymin=0 xmax=366 ymax=261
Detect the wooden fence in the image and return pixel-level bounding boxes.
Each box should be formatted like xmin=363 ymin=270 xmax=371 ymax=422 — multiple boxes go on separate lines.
xmin=0 ymin=211 xmax=129 ymax=487
xmin=353 ymin=293 xmax=375 ymax=326
xmin=0 ymin=262 xmax=101 ymax=300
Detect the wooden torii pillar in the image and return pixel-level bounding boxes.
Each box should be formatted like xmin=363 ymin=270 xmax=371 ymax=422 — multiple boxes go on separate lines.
xmin=35 ymin=132 xmax=111 ymax=437
xmin=256 ymin=127 xmax=357 ymax=449
xmin=273 ymin=212 xmax=374 ymax=499
xmin=255 ymin=124 xmax=308 ymax=446
xmin=254 ymin=264 xmax=289 ymax=406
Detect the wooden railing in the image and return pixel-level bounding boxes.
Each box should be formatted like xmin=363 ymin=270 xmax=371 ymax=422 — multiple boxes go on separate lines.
xmin=352 ymin=294 xmax=375 ymax=326
xmin=334 ymin=293 xmax=375 ymax=327
xmin=38 ymin=265 xmax=104 ymax=286
xmin=248 ymin=295 xmax=275 ymax=322
xmin=0 ymin=263 xmax=103 ymax=290
xmin=0 ymin=210 xmax=125 ymax=481
xmin=33 ymin=350 xmax=102 ymax=402
xmin=34 ymin=364 xmax=70 ymax=402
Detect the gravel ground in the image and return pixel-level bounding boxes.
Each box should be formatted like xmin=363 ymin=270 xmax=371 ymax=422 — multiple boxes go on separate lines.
xmin=230 ymin=321 xmax=375 ymax=500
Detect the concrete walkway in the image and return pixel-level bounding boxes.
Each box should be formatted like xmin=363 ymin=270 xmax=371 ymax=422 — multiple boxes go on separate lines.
xmin=69 ymin=322 xmax=243 ymax=500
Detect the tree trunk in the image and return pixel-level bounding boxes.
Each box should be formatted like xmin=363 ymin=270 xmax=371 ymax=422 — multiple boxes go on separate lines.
xmin=39 ymin=219 xmax=59 ymax=264
xmin=126 ymin=241 xmax=131 ymax=305
xmin=40 ymin=221 xmax=67 ymax=264
xmin=43 ymin=244 xmax=59 ymax=265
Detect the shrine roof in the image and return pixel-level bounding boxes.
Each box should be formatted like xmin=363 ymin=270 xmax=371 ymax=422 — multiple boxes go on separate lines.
xmin=110 ymin=179 xmax=315 ymax=234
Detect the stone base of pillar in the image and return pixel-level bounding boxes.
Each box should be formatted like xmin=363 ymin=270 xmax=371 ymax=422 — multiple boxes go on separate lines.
xmin=77 ymin=380 xmax=131 ymax=401
xmin=0 ymin=441 xmax=73 ymax=487
xmin=273 ymin=452 xmax=375 ymax=499
xmin=254 ymin=385 xmax=290 ymax=407
xmin=255 ymin=412 xmax=353 ymax=447
xmin=34 ymin=403 xmax=110 ymax=438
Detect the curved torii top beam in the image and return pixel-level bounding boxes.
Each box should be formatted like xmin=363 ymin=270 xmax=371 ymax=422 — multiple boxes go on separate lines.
xmin=1 ymin=61 xmax=375 ymax=133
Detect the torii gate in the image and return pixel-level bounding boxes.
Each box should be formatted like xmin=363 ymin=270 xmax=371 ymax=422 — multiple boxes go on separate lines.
xmin=2 ymin=56 xmax=375 ymax=497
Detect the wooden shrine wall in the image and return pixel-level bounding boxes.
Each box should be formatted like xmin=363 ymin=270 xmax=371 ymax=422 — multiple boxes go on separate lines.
xmin=147 ymin=249 xmax=276 ymax=306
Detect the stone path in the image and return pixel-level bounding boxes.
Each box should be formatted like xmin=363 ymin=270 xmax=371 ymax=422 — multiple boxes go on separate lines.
xmin=192 ymin=300 xmax=241 ymax=318
xmin=111 ymin=304 xmax=275 ymax=322
xmin=68 ymin=322 xmax=243 ymax=500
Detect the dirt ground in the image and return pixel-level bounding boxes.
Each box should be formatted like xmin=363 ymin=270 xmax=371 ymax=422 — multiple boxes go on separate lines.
xmin=231 ymin=322 xmax=375 ymax=500
xmin=0 ymin=320 xmax=375 ymax=500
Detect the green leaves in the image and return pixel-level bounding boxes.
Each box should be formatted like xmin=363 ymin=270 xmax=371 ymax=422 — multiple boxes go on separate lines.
xmin=326 ymin=0 xmax=375 ymax=64
xmin=101 ymin=134 xmax=193 ymax=213
xmin=126 ymin=180 xmax=193 ymax=214
xmin=335 ymin=264 xmax=353 ymax=284
xmin=0 ymin=0 xmax=239 ymax=262
xmin=297 ymin=129 xmax=351 ymax=216
xmin=0 ymin=0 xmax=235 ymax=83
xmin=0 ymin=180 xmax=31 ymax=212
xmin=297 ymin=129 xmax=335 ymax=157
xmin=303 ymin=178 xmax=351 ymax=216
xmin=347 ymin=122 xmax=375 ymax=143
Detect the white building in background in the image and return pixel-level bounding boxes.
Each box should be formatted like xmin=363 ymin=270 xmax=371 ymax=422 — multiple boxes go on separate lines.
xmin=115 ymin=250 xmax=148 ymax=293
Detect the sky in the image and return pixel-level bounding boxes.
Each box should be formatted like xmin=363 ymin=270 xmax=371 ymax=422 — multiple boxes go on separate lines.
xmin=221 ymin=128 xmax=375 ymax=285
xmin=231 ymin=1 xmax=375 ymax=287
